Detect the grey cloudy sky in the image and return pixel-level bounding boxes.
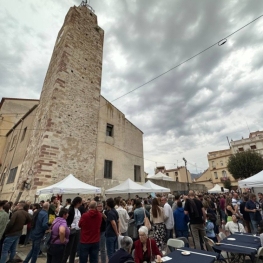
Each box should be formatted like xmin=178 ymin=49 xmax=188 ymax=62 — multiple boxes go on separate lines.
xmin=1 ymin=0 xmax=263 ymax=175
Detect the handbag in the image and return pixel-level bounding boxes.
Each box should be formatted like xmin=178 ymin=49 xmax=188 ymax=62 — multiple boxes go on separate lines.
xmin=40 ymin=221 xmax=59 ymax=252
xmin=144 ymin=208 xmax=151 ymax=230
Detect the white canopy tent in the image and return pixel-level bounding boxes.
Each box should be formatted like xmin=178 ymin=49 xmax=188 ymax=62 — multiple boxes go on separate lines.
xmin=147 ymin=172 xmax=173 ymax=181
xmin=36 ymin=174 xmax=101 ymax=195
xmin=208 ymin=184 xmax=229 ymax=193
xmin=105 ymin=178 xmax=150 ymax=195
xmin=143 ymin=180 xmax=170 ymax=193
xmin=238 ymin=170 xmax=263 ymax=188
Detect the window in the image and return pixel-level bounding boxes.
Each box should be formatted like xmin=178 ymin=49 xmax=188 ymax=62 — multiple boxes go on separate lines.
xmin=10 ymin=135 xmax=17 ymax=150
xmin=176 ymin=177 xmax=179 ymax=182
xmin=212 ymin=161 xmax=215 ymax=168
xmin=20 ymin=127 xmax=27 ymax=142
xmin=106 ymin=124 xmax=114 ymax=137
xmin=250 ymin=145 xmax=257 ymax=150
xmin=175 ymin=172 xmax=178 ymax=176
xmin=238 ymin=147 xmax=244 ymax=152
xmin=166 ymin=173 xmax=169 ymax=176
xmin=214 ymin=172 xmax=218 ymax=179
xmin=104 ymin=160 xmax=112 ymax=179
xmin=134 ymin=165 xmax=141 ymax=182
xmin=6 ymin=167 xmax=18 ymax=184
xmin=222 ymin=170 xmax=227 ymax=178
xmin=220 ymin=161 xmax=223 ymax=166
xmin=0 ymin=167 xmax=7 ymax=186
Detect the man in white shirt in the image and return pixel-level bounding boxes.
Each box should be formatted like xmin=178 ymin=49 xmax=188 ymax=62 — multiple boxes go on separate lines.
xmin=116 ymin=200 xmax=130 ymax=236
xmin=161 ymin=197 xmax=174 ymax=241
xmin=225 ymin=214 xmax=246 ymax=234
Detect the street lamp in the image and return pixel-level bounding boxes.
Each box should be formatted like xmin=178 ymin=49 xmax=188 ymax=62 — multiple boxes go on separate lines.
xmin=183 ymin=157 xmax=190 ymax=191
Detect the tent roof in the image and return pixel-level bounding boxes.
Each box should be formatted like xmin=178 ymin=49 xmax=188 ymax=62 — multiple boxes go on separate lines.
xmin=238 ymin=170 xmax=263 ymax=188
xmin=36 ymin=174 xmax=101 ymax=195
xmin=147 ymin=172 xmax=173 ymax=181
xmin=105 ymin=178 xmax=150 ymax=194
xmin=208 ymin=184 xmax=229 ymax=193
xmin=143 ymin=180 xmax=170 ymax=193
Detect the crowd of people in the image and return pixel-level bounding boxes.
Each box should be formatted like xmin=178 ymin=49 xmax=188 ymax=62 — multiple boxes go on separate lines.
xmin=0 ymin=189 xmax=263 ymax=263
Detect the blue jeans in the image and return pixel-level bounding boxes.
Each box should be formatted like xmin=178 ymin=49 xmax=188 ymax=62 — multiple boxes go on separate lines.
xmin=79 ymin=242 xmax=99 ymax=263
xmin=23 ymin=238 xmax=42 ymax=263
xmin=99 ymin=232 xmax=106 ymax=263
xmin=0 ymin=235 xmax=20 ymax=263
xmin=106 ymin=236 xmax=117 ymax=260
xmin=250 ymin=219 xmax=259 ymax=234
xmin=176 ymin=230 xmax=189 ymax=247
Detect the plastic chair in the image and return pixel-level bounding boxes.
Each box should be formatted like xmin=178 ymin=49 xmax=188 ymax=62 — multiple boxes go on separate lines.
xmin=204 ymin=236 xmax=227 ymax=263
xmin=218 ymin=232 xmax=226 ymax=241
xmin=176 ymin=237 xmax=189 ymax=247
xmin=256 ymin=247 xmax=263 ymax=263
xmin=167 ymin=238 xmax=184 ymax=249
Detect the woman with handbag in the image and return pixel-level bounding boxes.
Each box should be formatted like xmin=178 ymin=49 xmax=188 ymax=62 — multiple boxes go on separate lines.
xmin=61 ymin=197 xmax=82 ymax=263
xmin=47 ymin=208 xmax=70 ymax=263
xmin=134 ymin=226 xmax=162 ymax=263
xmin=150 ymin=198 xmax=167 ymax=251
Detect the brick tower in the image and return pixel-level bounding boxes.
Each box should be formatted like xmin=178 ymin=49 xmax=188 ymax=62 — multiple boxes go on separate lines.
xmin=17 ymin=5 xmax=104 ymax=200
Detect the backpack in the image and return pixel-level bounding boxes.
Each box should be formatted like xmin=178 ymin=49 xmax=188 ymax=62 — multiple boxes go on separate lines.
xmin=40 ymin=221 xmax=59 ymax=252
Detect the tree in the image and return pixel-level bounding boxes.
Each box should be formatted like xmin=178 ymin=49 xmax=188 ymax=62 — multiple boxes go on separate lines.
xmin=227 ymin=150 xmax=263 ymax=180
xmin=223 ymin=178 xmax=232 ymax=190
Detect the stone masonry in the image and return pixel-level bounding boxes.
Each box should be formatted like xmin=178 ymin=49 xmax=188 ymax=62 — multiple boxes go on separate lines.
xmin=16 ymin=6 xmax=104 ymax=201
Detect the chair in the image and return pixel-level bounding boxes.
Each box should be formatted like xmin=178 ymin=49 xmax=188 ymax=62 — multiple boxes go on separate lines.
xmin=203 ymin=236 xmax=227 ymax=263
xmin=176 ymin=237 xmax=189 ymax=247
xmin=166 ymin=238 xmax=184 ymax=254
xmin=218 ymin=232 xmax=226 ymax=241
xmin=256 ymin=247 xmax=263 ymax=263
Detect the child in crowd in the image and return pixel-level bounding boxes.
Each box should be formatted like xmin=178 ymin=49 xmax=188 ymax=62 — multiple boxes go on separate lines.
xmin=205 ymin=213 xmax=218 ymax=242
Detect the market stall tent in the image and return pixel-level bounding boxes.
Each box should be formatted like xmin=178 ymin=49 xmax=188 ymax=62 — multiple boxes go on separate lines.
xmin=36 ymin=174 xmax=101 ymax=195
xmin=143 ymin=180 xmax=171 ymax=193
xmin=147 ymin=172 xmax=173 ymax=181
xmin=105 ymin=178 xmax=150 ymax=194
xmin=208 ymin=184 xmax=229 ymax=193
xmin=238 ymin=170 xmax=263 ymax=188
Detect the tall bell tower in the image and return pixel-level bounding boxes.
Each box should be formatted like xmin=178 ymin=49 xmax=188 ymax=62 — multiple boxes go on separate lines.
xmin=17 ymin=4 xmax=104 ymax=200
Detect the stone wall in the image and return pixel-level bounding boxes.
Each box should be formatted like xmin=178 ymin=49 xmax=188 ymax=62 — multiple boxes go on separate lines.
xmin=16 ymin=6 xmax=104 ymax=201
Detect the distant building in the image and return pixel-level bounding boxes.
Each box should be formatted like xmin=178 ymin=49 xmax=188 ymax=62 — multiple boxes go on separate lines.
xmin=155 ymin=166 xmax=192 ymax=183
xmin=0 ymin=5 xmax=144 ymax=201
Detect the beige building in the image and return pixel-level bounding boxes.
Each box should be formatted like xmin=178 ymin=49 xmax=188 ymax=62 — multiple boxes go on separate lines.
xmin=0 ymin=5 xmax=144 ymax=201
xmin=230 ymin=130 xmax=263 ymax=155
xmin=194 ymin=169 xmax=214 ymax=189
xmin=155 ymin=166 xmax=192 ymax=183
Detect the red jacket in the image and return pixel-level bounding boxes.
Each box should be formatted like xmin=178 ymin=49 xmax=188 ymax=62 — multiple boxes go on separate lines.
xmin=134 ymin=238 xmax=162 ymax=263
xmin=79 ymin=209 xmax=102 ymax=243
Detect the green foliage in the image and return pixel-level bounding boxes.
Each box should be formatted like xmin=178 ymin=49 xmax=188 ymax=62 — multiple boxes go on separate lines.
xmin=223 ymin=178 xmax=232 ymax=190
xmin=227 ymin=150 xmax=263 ymax=179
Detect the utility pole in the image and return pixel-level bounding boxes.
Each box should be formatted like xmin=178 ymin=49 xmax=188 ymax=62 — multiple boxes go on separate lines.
xmin=183 ymin=157 xmax=189 ymax=191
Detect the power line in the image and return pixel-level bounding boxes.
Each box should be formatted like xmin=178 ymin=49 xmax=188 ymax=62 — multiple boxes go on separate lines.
xmin=104 ymin=13 xmax=263 ymax=105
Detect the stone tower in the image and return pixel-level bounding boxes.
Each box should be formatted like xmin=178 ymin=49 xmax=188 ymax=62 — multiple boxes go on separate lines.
xmin=17 ymin=5 xmax=104 ymax=200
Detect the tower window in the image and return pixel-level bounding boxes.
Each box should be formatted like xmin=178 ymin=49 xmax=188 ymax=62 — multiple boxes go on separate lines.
xmin=20 ymin=127 xmax=27 ymax=142
xmin=6 ymin=167 xmax=18 ymax=184
xmin=104 ymin=160 xmax=112 ymax=179
xmin=106 ymin=124 xmax=113 ymax=137
xmin=134 ymin=165 xmax=141 ymax=182
xmin=250 ymin=145 xmax=256 ymax=150
xmin=214 ymin=172 xmax=218 ymax=179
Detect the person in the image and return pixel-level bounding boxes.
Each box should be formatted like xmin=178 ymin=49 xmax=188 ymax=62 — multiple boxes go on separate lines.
xmin=143 ymin=200 xmax=151 ymax=213
xmin=226 ymin=197 xmax=238 ymax=222
xmin=78 ymin=201 xmax=102 ymax=263
xmin=172 ymin=195 xmax=180 ymax=211
xmin=167 ymin=194 xmax=174 ymax=208
xmin=258 ymin=220 xmax=263 ymax=246
xmin=161 ymin=196 xmax=174 ymax=242
xmin=108 ymin=236 xmax=134 ymax=263
xmin=240 ymin=195 xmax=251 ymax=233
xmin=245 ymin=193 xmax=262 ymax=234
xmin=225 ymin=214 xmax=245 ymax=234
xmin=23 ymin=202 xmax=50 ymax=263
xmin=173 ymin=201 xmax=189 ymax=241
xmin=48 ymin=196 xmax=59 ymax=225
xmin=0 ymin=200 xmax=9 ymax=240
xmin=184 ymin=191 xmax=206 ymax=250
xmin=134 ymin=226 xmax=162 ymax=263
xmin=205 ymin=214 xmax=217 ymax=242
xmin=116 ymin=200 xmax=130 ymax=236
xmin=127 ymin=200 xmax=133 ymax=214
xmin=150 ymin=198 xmax=167 ymax=251
xmin=134 ymin=200 xmax=149 ymax=231
xmin=47 ymin=208 xmax=70 ymax=263
xmin=62 ymin=196 xmax=82 ymax=263
xmin=97 ymin=202 xmax=107 ymax=263
xmin=219 ymin=195 xmax=226 ymax=224
xmin=64 ymin=199 xmax=71 ymax=209
xmin=105 ymin=198 xmax=119 ymax=260
xmin=0 ymin=202 xmax=31 ymax=263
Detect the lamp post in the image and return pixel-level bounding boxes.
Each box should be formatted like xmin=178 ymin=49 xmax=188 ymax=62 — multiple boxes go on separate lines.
xmin=183 ymin=157 xmax=189 ymax=191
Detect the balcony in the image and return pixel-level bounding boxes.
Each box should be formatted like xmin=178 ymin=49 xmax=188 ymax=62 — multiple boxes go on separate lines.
xmin=220 ymin=177 xmax=229 ymax=182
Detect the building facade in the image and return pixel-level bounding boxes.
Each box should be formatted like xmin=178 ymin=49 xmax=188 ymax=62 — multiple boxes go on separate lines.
xmin=155 ymin=166 xmax=192 ymax=183
xmin=0 ymin=5 xmax=144 ymax=201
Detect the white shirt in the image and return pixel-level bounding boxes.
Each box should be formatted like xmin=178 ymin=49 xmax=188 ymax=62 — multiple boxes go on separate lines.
xmin=163 ymin=202 xmax=174 ymax=230
xmin=71 ymin=208 xmax=81 ymax=230
xmin=225 ymin=221 xmax=245 ymax=234
xmin=116 ymin=206 xmax=130 ymax=234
